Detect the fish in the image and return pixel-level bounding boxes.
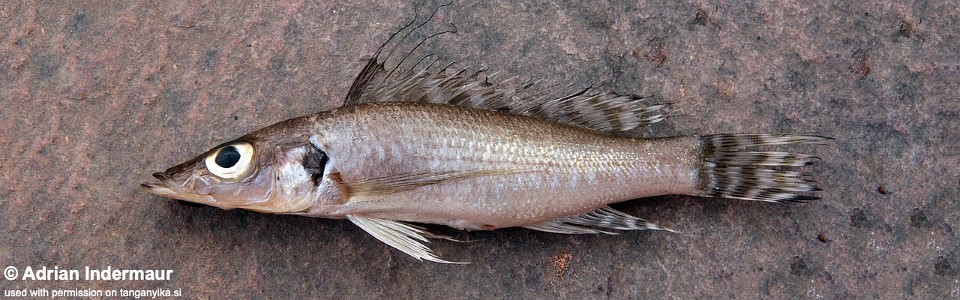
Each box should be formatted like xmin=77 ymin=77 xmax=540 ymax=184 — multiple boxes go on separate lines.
xmin=141 ymin=6 xmax=828 ymax=263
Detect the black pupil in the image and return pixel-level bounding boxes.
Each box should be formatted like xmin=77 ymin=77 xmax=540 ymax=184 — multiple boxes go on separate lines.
xmin=215 ymin=146 xmax=242 ymax=168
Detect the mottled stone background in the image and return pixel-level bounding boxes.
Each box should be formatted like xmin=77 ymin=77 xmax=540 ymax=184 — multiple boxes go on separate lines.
xmin=1 ymin=0 xmax=957 ymax=298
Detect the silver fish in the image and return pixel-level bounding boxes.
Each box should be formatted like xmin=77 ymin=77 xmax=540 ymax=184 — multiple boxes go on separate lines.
xmin=142 ymin=9 xmax=827 ymax=263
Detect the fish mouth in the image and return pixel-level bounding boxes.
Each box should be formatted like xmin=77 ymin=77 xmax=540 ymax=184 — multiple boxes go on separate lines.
xmin=141 ymin=172 xmax=182 ymax=197
xmin=141 ymin=172 xmax=214 ymax=205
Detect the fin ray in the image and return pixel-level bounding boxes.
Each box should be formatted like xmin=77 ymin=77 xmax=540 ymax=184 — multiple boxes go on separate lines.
xmin=695 ymin=134 xmax=830 ymax=203
xmin=341 ymin=7 xmax=669 ymax=132
xmin=523 ymin=206 xmax=675 ymax=234
xmin=514 ymin=90 xmax=670 ymax=132
xmin=347 ymin=215 xmax=466 ymax=264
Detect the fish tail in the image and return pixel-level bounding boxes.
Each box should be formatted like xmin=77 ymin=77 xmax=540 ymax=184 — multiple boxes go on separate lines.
xmin=693 ymin=134 xmax=830 ymax=203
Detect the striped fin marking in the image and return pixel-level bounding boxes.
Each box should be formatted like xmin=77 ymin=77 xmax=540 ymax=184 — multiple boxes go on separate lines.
xmin=523 ymin=206 xmax=676 ymax=234
xmin=513 ymin=88 xmax=670 ymax=132
xmin=697 ymin=134 xmax=830 ymax=203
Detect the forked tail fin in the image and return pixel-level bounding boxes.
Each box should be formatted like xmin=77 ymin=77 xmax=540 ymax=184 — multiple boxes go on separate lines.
xmin=695 ymin=134 xmax=830 ymax=203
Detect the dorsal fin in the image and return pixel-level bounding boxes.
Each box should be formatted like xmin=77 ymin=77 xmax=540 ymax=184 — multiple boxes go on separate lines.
xmin=512 ymin=88 xmax=670 ymax=132
xmin=343 ymin=2 xmax=461 ymax=107
xmin=342 ymin=5 xmax=669 ymax=133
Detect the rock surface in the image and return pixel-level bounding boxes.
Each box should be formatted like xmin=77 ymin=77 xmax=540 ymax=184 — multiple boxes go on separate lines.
xmin=1 ymin=0 xmax=957 ymax=298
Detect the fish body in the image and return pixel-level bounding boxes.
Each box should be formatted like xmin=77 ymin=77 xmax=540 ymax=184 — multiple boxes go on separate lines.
xmin=306 ymin=102 xmax=697 ymax=229
xmin=143 ymin=9 xmax=827 ymax=263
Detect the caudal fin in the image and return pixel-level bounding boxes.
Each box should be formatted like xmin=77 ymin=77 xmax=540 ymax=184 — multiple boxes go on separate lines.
xmin=695 ymin=134 xmax=830 ymax=203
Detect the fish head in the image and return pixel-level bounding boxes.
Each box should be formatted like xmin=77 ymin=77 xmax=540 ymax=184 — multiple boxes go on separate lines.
xmin=142 ymin=116 xmax=342 ymax=214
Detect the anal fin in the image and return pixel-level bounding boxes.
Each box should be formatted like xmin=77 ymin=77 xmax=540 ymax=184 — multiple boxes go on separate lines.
xmin=347 ymin=215 xmax=466 ymax=264
xmin=523 ymin=206 xmax=676 ymax=235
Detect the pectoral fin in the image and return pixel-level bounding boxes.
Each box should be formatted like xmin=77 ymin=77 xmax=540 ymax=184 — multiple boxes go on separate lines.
xmin=347 ymin=215 xmax=466 ymax=264
xmin=523 ymin=206 xmax=676 ymax=235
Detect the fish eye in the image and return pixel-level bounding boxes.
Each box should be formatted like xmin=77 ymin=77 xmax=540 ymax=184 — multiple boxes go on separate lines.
xmin=204 ymin=142 xmax=255 ymax=180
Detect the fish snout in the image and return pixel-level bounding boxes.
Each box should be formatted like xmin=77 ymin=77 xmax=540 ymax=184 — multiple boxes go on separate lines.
xmin=141 ymin=172 xmax=184 ymax=198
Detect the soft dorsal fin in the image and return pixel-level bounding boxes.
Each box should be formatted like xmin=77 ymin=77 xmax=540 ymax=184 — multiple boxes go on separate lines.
xmin=512 ymin=88 xmax=670 ymax=132
xmin=523 ymin=206 xmax=676 ymax=234
xmin=342 ymin=6 xmax=669 ymax=132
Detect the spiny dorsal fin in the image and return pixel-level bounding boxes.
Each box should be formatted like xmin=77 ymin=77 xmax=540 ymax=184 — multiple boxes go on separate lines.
xmin=343 ymin=2 xmax=460 ymax=107
xmin=347 ymin=215 xmax=466 ymax=264
xmin=523 ymin=206 xmax=676 ymax=234
xmin=342 ymin=5 xmax=669 ymax=132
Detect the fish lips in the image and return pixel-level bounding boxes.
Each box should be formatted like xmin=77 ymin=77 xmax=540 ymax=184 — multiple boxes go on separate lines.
xmin=141 ymin=172 xmax=218 ymax=206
